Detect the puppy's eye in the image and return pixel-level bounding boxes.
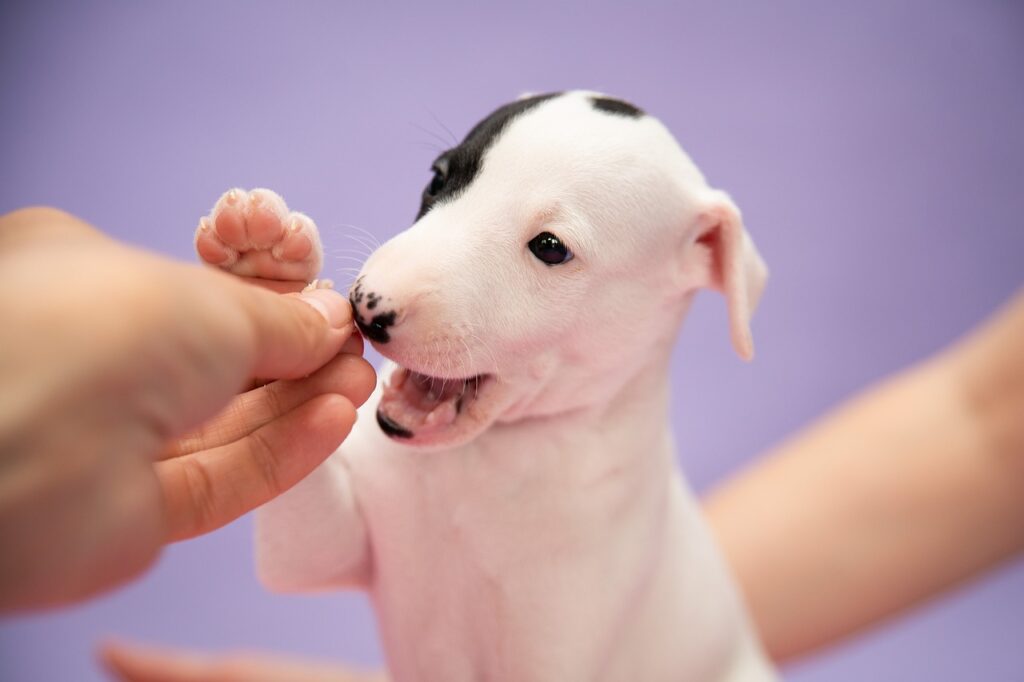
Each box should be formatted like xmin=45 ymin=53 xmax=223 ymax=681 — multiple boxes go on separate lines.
xmin=528 ymin=232 xmax=574 ymax=265
xmin=426 ymin=171 xmax=445 ymax=198
xmin=424 ymin=158 xmax=449 ymax=201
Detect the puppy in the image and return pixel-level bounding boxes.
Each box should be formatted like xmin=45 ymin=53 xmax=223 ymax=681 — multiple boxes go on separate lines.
xmin=198 ymin=90 xmax=776 ymax=681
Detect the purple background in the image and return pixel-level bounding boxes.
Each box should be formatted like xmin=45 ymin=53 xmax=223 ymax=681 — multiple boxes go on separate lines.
xmin=2 ymin=1 xmax=1022 ymax=679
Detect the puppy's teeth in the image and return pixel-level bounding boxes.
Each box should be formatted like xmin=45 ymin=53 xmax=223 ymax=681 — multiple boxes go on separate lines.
xmin=424 ymin=401 xmax=457 ymax=428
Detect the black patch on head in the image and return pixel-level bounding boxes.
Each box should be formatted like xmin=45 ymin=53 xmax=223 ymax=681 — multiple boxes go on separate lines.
xmin=416 ymin=92 xmax=562 ymax=220
xmin=377 ymin=410 xmax=413 ymax=439
xmin=590 ymin=96 xmax=644 ymax=118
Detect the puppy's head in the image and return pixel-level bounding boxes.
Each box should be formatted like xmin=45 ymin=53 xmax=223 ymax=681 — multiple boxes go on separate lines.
xmin=352 ymin=91 xmax=767 ymax=447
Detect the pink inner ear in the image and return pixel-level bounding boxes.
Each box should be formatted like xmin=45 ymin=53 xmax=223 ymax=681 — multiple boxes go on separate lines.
xmin=693 ymin=212 xmax=758 ymax=361
xmin=696 ymin=225 xmax=726 ymax=293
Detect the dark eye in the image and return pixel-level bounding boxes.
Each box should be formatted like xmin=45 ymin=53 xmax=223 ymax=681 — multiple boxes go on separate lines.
xmin=424 ymin=158 xmax=449 ymax=202
xmin=426 ymin=170 xmax=445 ymax=198
xmin=528 ymin=231 xmax=574 ymax=265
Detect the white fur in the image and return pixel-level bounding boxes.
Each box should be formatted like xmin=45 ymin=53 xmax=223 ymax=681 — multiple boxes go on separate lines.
xmin=255 ymin=91 xmax=776 ymax=681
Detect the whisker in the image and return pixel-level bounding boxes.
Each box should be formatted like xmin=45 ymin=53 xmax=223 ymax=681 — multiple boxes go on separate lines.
xmin=458 ymin=336 xmax=476 ymax=398
xmin=344 ymin=234 xmax=378 ymax=256
xmin=327 ymin=255 xmax=370 ymax=266
xmin=443 ymin=336 xmax=456 ymax=395
xmin=322 ymin=247 xmax=370 ymax=259
xmin=465 ymin=329 xmax=500 ymax=375
xmin=412 ymin=140 xmax=445 ymax=154
xmin=323 ymin=245 xmax=372 ymax=256
xmin=426 ymin=107 xmax=459 ymax=146
xmin=323 ymin=261 xmax=365 ymax=270
xmin=324 ymin=266 xmax=365 ymax=278
xmin=409 ymin=120 xmax=451 ymax=149
xmin=343 ymin=224 xmax=384 ymax=250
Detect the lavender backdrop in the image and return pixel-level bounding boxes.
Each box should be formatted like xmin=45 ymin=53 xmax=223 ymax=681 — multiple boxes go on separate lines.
xmin=1 ymin=1 xmax=1022 ymax=680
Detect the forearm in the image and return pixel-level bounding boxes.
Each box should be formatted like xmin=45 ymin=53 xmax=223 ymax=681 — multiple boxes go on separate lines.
xmin=704 ymin=292 xmax=1024 ymax=661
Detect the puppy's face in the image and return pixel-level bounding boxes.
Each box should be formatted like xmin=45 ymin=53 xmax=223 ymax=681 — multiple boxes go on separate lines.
xmin=352 ymin=91 xmax=766 ymax=447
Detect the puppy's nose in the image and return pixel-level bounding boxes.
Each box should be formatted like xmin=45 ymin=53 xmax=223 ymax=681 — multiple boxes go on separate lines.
xmin=349 ymin=280 xmax=396 ymax=344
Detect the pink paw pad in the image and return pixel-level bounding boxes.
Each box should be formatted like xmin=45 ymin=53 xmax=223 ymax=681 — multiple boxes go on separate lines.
xmin=195 ymin=188 xmax=324 ymax=282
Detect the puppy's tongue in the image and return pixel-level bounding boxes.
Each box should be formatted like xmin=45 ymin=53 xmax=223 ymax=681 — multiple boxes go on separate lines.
xmin=378 ymin=368 xmax=464 ymax=436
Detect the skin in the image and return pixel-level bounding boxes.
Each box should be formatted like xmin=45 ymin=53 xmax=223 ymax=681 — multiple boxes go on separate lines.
xmin=102 ymin=287 xmax=1024 ymax=679
xmin=99 ymin=644 xmax=386 ymax=682
xmin=0 ymin=207 xmax=376 ymax=612
xmin=705 ymin=289 xmax=1024 ymax=661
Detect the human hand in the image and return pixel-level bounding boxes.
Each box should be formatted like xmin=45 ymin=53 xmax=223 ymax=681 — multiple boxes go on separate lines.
xmin=100 ymin=642 xmax=387 ymax=682
xmin=0 ymin=207 xmax=375 ymax=611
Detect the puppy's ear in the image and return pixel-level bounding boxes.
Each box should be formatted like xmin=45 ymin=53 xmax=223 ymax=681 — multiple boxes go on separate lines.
xmin=681 ymin=190 xmax=768 ymax=361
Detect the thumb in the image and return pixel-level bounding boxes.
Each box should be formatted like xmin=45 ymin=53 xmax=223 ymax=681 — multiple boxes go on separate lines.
xmin=226 ymin=279 xmax=357 ymax=380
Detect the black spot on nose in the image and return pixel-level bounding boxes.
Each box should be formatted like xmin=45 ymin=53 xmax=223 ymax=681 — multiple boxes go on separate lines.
xmin=356 ymin=310 xmax=396 ymax=344
xmin=349 ymin=279 xmax=366 ymax=305
xmin=349 ymin=282 xmax=396 ymax=343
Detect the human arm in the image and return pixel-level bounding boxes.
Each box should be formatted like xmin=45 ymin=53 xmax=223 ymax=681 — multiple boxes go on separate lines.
xmin=704 ymin=291 xmax=1024 ymax=661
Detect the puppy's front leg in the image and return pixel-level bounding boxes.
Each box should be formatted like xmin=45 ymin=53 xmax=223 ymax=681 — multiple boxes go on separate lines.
xmin=195 ymin=188 xmax=372 ymax=590
xmin=255 ymin=449 xmax=372 ymax=591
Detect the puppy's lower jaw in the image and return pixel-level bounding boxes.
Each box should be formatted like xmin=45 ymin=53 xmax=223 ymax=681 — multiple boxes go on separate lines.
xmin=377 ymin=366 xmax=496 ymax=445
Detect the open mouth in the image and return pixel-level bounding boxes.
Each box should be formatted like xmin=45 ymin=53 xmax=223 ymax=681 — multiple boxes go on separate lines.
xmin=377 ymin=367 xmax=494 ymax=442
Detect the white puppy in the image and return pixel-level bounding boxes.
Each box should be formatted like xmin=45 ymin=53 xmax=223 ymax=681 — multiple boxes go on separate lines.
xmin=199 ymin=91 xmax=776 ymax=681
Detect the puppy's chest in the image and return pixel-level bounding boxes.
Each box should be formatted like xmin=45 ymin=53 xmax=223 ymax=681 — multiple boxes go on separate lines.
xmin=351 ymin=422 xmax=658 ymax=580
xmin=350 ymin=435 xmax=668 ymax=676
xmin=357 ymin=444 xmax=590 ymax=566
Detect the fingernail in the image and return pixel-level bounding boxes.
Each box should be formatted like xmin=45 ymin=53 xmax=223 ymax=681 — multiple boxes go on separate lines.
xmin=297 ymin=289 xmax=352 ymax=329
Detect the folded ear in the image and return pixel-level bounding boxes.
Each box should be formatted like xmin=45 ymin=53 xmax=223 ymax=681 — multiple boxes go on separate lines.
xmin=682 ymin=191 xmax=768 ymax=361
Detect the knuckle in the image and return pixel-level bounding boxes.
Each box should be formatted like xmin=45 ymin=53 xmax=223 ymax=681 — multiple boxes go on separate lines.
xmin=246 ymin=429 xmax=283 ymax=496
xmin=260 ymin=382 xmax=285 ymax=421
xmin=180 ymin=457 xmax=217 ymax=537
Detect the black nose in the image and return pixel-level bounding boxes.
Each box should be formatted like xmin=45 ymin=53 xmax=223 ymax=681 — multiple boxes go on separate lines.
xmin=349 ymin=283 xmax=396 ymax=344
xmin=356 ymin=310 xmax=396 ymax=344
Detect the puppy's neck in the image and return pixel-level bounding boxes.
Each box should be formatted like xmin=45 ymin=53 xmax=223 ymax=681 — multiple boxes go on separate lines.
xmin=487 ymin=334 xmax=679 ymax=469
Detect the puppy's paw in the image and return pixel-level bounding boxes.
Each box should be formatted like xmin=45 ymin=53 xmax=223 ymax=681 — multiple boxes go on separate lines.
xmin=196 ymin=188 xmax=323 ymax=283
